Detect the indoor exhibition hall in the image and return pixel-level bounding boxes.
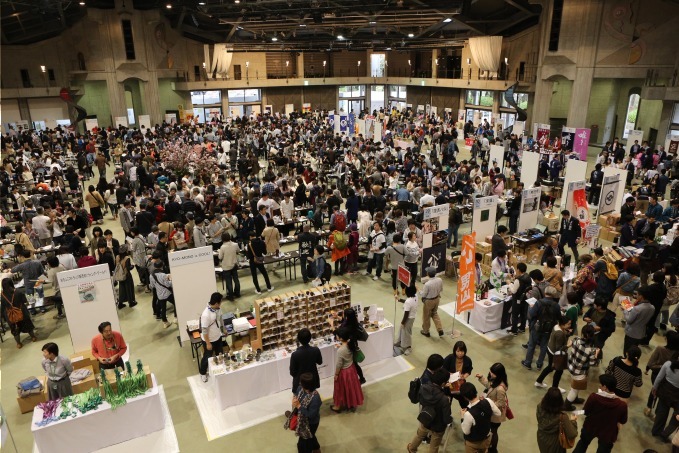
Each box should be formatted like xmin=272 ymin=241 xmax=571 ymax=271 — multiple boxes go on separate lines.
xmin=2 ymin=0 xmax=679 ymax=452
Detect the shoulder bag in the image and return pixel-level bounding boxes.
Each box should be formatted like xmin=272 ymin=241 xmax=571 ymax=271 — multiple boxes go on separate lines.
xmin=249 ymin=242 xmax=264 ymax=264
xmin=113 ymin=257 xmax=129 ymax=282
xmin=2 ymin=292 xmax=23 ymax=324
xmin=558 ymin=413 xmax=576 ymax=449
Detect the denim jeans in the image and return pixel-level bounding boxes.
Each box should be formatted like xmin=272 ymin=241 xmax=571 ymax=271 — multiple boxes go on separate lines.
xmin=25 ymin=284 xmax=44 ymax=300
xmin=524 ymin=327 xmax=550 ymax=368
xmin=223 ymin=267 xmax=241 ymax=297
xmin=366 ymin=252 xmax=384 ymax=277
xmin=447 ymin=224 xmax=460 ymax=247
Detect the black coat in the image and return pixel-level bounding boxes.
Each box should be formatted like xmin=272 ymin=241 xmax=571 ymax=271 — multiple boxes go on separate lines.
xmin=442 ymin=354 xmax=473 ymax=376
xmin=540 ymin=243 xmax=565 ymax=265
xmin=559 ymin=217 xmax=581 ymax=247
xmin=289 ymin=345 xmax=323 ymax=392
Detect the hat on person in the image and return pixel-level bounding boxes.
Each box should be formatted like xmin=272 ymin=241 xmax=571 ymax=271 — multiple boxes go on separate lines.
xmin=350 ymin=223 xmax=358 ymax=231
xmin=426 ymin=266 xmax=437 ymax=277
xmin=545 ymin=286 xmax=560 ymax=298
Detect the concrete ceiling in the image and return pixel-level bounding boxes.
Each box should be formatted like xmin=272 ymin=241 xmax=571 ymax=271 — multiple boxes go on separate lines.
xmin=1 ymin=0 xmax=541 ymax=50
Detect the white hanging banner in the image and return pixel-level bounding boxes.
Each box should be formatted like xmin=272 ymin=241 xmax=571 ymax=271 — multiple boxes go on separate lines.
xmin=521 ymin=151 xmax=541 ymax=188
xmin=374 ymin=121 xmax=382 ymax=140
xmin=169 ymin=246 xmax=218 ymax=343
xmin=138 ymin=114 xmax=151 ymax=130
xmin=518 ymin=188 xmax=541 ymax=233
xmin=285 ymin=104 xmax=295 ymax=115
xmin=598 ymin=174 xmax=621 ymax=215
xmin=626 ymin=129 xmax=644 ymax=147
xmin=56 ymin=265 xmax=120 ymax=353
xmin=84 ymin=118 xmax=99 ymax=132
xmin=114 ymin=116 xmax=128 ymax=128
xmin=513 ymin=120 xmax=525 ymax=137
xmin=472 ymin=196 xmax=499 ymax=241
xmin=602 ymin=167 xmax=628 ymax=214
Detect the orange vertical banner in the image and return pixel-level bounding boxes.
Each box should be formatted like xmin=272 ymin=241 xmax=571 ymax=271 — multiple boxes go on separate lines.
xmin=456 ymin=232 xmax=477 ymax=314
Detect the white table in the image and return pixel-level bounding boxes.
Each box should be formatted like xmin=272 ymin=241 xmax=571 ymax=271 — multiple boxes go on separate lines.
xmin=209 ymin=324 xmax=394 ymax=411
xmin=32 ymin=375 xmax=164 ymax=453
xmin=469 ymin=299 xmax=505 ymax=333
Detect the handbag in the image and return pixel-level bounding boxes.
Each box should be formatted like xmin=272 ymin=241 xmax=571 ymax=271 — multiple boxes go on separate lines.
xmin=504 ymin=390 xmax=514 ymax=420
xmin=553 ymin=351 xmax=568 ymax=371
xmin=283 ymin=408 xmax=298 ymax=431
xmin=354 ymin=349 xmax=365 ymax=363
xmin=357 ymin=325 xmax=369 ymax=342
xmin=249 ymin=242 xmax=264 ymax=264
xmin=2 ymin=292 xmax=23 ymax=324
xmin=558 ymin=413 xmax=575 ymax=449
xmin=570 ymin=374 xmax=588 ymax=391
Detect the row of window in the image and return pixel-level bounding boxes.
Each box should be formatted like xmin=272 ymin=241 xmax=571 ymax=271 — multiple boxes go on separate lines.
xmin=465 ymin=90 xmax=529 ymax=110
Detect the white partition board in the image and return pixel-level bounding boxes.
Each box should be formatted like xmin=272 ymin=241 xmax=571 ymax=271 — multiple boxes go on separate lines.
xmin=489 ymin=145 xmax=504 ymax=170
xmin=521 ymin=151 xmax=541 ymax=188
xmin=472 ymin=196 xmax=499 ymax=241
xmin=169 ymin=246 xmax=217 ymax=342
xmin=56 ymin=264 xmax=120 ymax=353
xmin=518 ymin=187 xmax=542 ymax=233
xmin=138 ymin=114 xmax=151 ymax=129
xmin=114 ymin=116 xmax=128 ymax=128
xmin=560 ymin=159 xmax=588 ymax=208
xmin=602 ymin=167 xmax=628 ymax=214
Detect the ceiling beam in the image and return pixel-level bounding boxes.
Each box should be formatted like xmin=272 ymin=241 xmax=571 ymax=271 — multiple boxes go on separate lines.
xmin=180 ymin=24 xmax=227 ymax=43
xmin=503 ymin=0 xmax=535 ymax=15
xmin=176 ymin=7 xmax=186 ymax=31
xmin=225 ymin=18 xmax=243 ymax=42
xmin=489 ymin=13 xmax=533 ymax=34
xmin=56 ymin=1 xmax=66 ymax=30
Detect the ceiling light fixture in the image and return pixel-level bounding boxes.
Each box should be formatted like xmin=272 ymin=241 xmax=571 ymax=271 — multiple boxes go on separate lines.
xmin=407 ymin=33 xmax=414 ymax=38
xmin=337 ymin=34 xmax=344 ymax=40
xmin=299 ymin=23 xmax=306 ymax=27
xmin=443 ymin=18 xmax=452 ymax=23
xmin=79 ymin=1 xmax=85 ymax=4
xmin=166 ymin=3 xmax=172 ymax=9
xmin=369 ymin=20 xmax=376 ymax=24
xmin=386 ymin=47 xmax=391 ymax=50
xmin=198 ymin=1 xmax=205 ymax=5
xmin=271 ymin=36 xmax=278 ymax=41
xmin=40 ymin=65 xmax=46 ymax=73
xmin=235 ymin=0 xmax=240 ymax=3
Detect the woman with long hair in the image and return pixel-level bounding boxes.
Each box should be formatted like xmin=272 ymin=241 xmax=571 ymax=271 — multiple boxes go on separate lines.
xmin=563 ymin=325 xmax=600 ymax=411
xmin=289 ymin=372 xmax=322 ymax=453
xmin=338 ymin=308 xmax=366 ymax=384
xmin=476 ymin=363 xmax=509 ymax=453
xmin=652 ymin=355 xmax=679 ymax=439
xmin=115 ymin=244 xmax=137 ymax=309
xmin=535 ymin=316 xmax=572 ymax=392
xmin=646 ymin=331 xmax=679 ymax=419
xmin=0 ymin=277 xmax=37 ymax=348
xmin=536 ymin=387 xmax=578 ymax=452
xmin=331 ymin=327 xmax=364 ymax=412
xmin=605 ymin=345 xmax=643 ymax=400
xmin=85 ymin=185 xmax=105 ymax=224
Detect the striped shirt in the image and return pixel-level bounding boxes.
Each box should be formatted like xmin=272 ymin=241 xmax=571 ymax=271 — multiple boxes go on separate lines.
xmin=605 ymin=356 xmax=643 ymax=398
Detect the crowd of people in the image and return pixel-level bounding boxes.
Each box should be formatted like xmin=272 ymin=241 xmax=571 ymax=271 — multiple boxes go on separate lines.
xmin=1 ymin=106 xmax=679 ymax=453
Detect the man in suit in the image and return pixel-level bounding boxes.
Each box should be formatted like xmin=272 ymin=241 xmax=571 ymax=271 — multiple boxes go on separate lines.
xmin=620 ymin=197 xmax=636 ymax=220
xmin=559 ymin=209 xmax=581 ymax=262
xmin=289 ymin=328 xmax=322 ymax=393
xmin=634 ymin=214 xmax=659 ymax=240
xmin=588 ymin=164 xmax=604 ymax=205
xmin=491 ymin=225 xmax=509 ymax=259
xmin=619 ymin=215 xmax=637 ymax=247
xmin=254 ymin=205 xmax=268 ymax=237
xmin=540 ymin=237 xmax=565 ymax=266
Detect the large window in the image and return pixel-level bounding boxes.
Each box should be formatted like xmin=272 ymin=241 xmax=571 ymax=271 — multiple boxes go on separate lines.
xmin=227 ymin=89 xmax=261 ymax=103
xmin=339 ymin=85 xmax=365 ymax=98
xmin=501 ymin=93 xmax=529 ymax=110
xmin=370 ymin=85 xmax=385 ymax=113
xmin=623 ymin=93 xmax=640 ymax=139
xmin=370 ymin=53 xmax=386 ymax=77
xmin=191 ymin=90 xmax=221 ymax=105
xmin=466 ymin=90 xmax=494 ymax=107
xmin=389 ymin=85 xmax=407 ymax=99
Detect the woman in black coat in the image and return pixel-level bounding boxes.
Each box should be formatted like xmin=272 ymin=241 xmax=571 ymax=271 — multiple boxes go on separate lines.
xmin=1 ymin=278 xmax=36 ymax=348
xmin=96 ymin=239 xmax=115 ymax=275
xmin=115 ymin=245 xmax=137 ymax=309
xmin=442 ymin=341 xmax=474 ymax=408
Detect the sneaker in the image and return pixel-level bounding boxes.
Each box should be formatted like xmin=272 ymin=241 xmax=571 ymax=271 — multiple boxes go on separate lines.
xmin=163 ymin=321 xmax=171 ymax=328
xmin=267 ymin=286 xmax=275 ymax=292
xmin=201 ymin=374 xmax=209 ymax=383
xmin=558 ymin=387 xmax=566 ymax=394
xmin=521 ymin=361 xmax=532 ymax=370
xmin=255 ymin=290 xmax=262 ymax=295
xmin=129 ymin=301 xmax=138 ymax=308
xmin=420 ymin=330 xmax=431 ymax=337
xmin=438 ymin=330 xmax=445 ymax=336
xmin=521 ymin=344 xmax=528 ymax=350
xmin=362 ymin=271 xmax=371 ymax=276
xmin=518 ymin=329 xmax=526 ymax=333
xmin=534 ymin=382 xmax=548 ymax=389
xmin=536 ymin=364 xmax=543 ymax=371
xmin=403 ymin=347 xmax=412 ymax=356
xmin=372 ymin=276 xmax=379 ymax=281
xmin=155 ymin=317 xmax=162 ymax=321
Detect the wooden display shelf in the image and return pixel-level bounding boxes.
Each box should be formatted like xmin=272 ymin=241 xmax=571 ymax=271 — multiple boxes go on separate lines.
xmin=254 ymin=281 xmax=352 ymax=351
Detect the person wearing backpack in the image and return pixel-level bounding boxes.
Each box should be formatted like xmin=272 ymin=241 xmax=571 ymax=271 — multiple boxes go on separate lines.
xmin=522 ymin=286 xmax=561 ymax=371
xmin=363 ymin=222 xmax=387 ymax=281
xmin=592 ymin=248 xmax=617 ymax=303
xmin=460 ymin=382 xmax=502 ymax=452
xmin=328 ymin=226 xmax=350 ymax=276
xmin=329 ymin=205 xmax=347 ymax=232
xmin=506 ymin=262 xmax=532 ymax=335
xmin=385 ymin=235 xmax=407 ymax=298
xmin=406 ymin=369 xmax=452 ymax=453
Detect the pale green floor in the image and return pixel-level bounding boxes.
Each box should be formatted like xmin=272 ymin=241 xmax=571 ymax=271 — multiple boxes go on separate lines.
xmin=0 ymin=144 xmax=668 ymax=453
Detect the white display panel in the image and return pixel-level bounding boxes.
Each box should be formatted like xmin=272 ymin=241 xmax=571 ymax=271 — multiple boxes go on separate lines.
xmin=489 ymin=145 xmax=505 ymax=170
xmin=521 ymin=151 xmax=541 ymax=188
xmin=56 ymin=264 xmax=121 ymax=353
xmin=472 ymin=196 xmax=498 ymax=241
xmin=518 ymin=187 xmax=542 ymax=233
xmin=560 ymin=159 xmax=588 ymax=209
xmin=169 ymin=246 xmax=217 ymax=343
xmin=602 ymin=167 xmax=628 ymax=214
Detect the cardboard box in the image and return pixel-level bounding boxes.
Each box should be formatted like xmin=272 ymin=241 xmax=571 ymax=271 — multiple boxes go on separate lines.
xmin=17 ymin=376 xmax=47 ymax=414
xmin=598 ymin=227 xmax=610 ymax=239
xmin=608 ymin=230 xmax=621 ymax=244
xmin=608 ymin=213 xmax=621 ymax=226
xmin=483 ymin=252 xmax=492 ymax=266
xmin=71 ymin=365 xmax=98 ymax=395
xmin=598 ymin=215 xmax=610 ymax=227
xmin=99 ymin=366 xmax=153 ymax=398
xmin=70 ymin=350 xmax=99 ymax=375
xmin=541 ymin=216 xmax=559 ymax=232
xmin=476 ymin=242 xmax=492 ymax=254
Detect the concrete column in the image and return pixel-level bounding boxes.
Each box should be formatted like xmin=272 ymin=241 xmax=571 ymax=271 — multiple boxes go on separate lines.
xmin=432 ymin=49 xmax=439 ymax=79
xmin=531 ymin=78 xmax=553 ymax=125
xmin=106 ymin=73 xmax=126 ymax=124
xmin=657 ymin=100 xmax=675 ymax=145
xmin=602 ymin=79 xmax=621 ymax=143
xmin=143 ymin=75 xmax=162 ymax=126
xmin=296 ymin=52 xmax=304 ymax=78
xmin=567 ymin=67 xmax=594 ymax=128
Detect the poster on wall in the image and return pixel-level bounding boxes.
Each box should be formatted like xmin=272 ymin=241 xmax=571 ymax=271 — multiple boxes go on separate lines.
xmin=77 ymin=282 xmax=96 ymax=303
xmin=599 ymin=174 xmax=621 ymax=215
xmin=84 ymin=118 xmax=99 ymax=132
xmin=664 ymin=133 xmax=679 ymax=152
xmin=164 ymin=113 xmax=177 ymax=124
xmin=561 ymin=127 xmax=575 ymax=152
xmin=302 ymin=103 xmax=311 ymax=113
xmin=114 ymin=116 xmax=128 ymax=128
xmin=421 ymin=242 xmax=446 ymax=278
xmin=669 ymin=139 xmax=679 ymax=154
xmin=573 ymin=128 xmax=591 ymax=160
xmin=513 ymin=120 xmax=525 ymax=137
xmin=285 ymin=104 xmax=295 ymax=115
xmin=339 ymin=114 xmax=348 ymax=133
xmin=456 ymin=232 xmax=477 ymax=314
xmin=422 ymin=204 xmax=449 ymax=248
xmin=566 ymin=180 xmax=591 ymax=235
xmin=535 ymin=124 xmax=550 ymax=147
xmin=626 ymin=129 xmax=644 ymax=147
xmin=518 ymin=187 xmax=541 ymax=233
xmin=138 ymin=114 xmax=150 ymax=130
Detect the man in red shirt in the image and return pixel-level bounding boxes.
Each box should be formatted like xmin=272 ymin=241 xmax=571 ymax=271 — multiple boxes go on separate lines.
xmin=573 ymin=374 xmax=628 ymax=453
xmin=91 ymin=321 xmax=127 ymax=369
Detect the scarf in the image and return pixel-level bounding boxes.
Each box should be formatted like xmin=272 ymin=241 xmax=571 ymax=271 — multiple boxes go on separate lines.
xmin=295 ymin=389 xmax=318 ymax=439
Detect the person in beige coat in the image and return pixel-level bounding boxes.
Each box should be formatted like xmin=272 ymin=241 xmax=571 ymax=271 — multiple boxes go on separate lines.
xmin=262 ymin=219 xmax=281 ymax=255
xmin=476 ymin=362 xmax=508 ymax=453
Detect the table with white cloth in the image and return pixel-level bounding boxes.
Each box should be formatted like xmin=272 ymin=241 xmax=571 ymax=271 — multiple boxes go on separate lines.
xmin=32 ymin=376 xmax=164 ymax=453
xmin=468 ymin=288 xmax=512 ymax=333
xmin=394 ymin=139 xmax=416 ymax=150
xmin=209 ymin=323 xmax=394 ymax=410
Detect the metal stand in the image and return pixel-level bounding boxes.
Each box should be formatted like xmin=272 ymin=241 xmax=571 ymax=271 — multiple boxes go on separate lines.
xmin=450 ymin=299 xmax=462 ymax=339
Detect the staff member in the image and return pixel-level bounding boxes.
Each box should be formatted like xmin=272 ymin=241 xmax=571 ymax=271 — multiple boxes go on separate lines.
xmin=297 ymin=225 xmax=318 ymax=284
xmin=91 ymin=321 xmax=127 ymax=369
xmin=199 ymin=292 xmax=225 ymax=383
xmin=419 ymin=266 xmax=444 ymax=338
xmin=559 ymin=210 xmax=581 ymax=262
xmin=41 ymin=342 xmax=74 ymax=400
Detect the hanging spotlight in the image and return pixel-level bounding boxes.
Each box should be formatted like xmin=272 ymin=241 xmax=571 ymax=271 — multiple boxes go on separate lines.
xmin=166 ymin=3 xmax=172 ymax=9
xmin=407 ymin=33 xmax=414 ymax=38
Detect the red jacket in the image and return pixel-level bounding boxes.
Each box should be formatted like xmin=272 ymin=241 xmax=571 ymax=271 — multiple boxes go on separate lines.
xmin=582 ymin=392 xmax=628 ymax=444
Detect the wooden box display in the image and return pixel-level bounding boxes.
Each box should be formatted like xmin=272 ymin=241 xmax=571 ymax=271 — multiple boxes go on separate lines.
xmin=254 ymin=281 xmax=352 ymax=351
xmin=98 ymin=366 xmax=153 ymax=398
xmin=17 ymin=376 xmax=47 ymax=414
xmin=71 ymin=365 xmax=98 ymax=395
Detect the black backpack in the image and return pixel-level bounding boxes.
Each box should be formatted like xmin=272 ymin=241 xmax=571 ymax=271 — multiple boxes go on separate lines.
xmin=538 ymin=299 xmax=558 ymax=334
xmin=322 ymin=262 xmax=332 ymax=282
xmin=408 ymin=377 xmax=421 ymax=404
xmin=417 ymin=404 xmax=436 ymax=429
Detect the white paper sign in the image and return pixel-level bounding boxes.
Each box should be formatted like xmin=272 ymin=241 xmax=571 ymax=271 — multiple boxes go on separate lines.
xmin=168 ymin=246 xmax=214 ymax=267
xmin=56 ymin=264 xmax=111 ymax=289
xmin=474 ymin=196 xmax=499 ymax=209
xmin=424 ymin=204 xmax=450 ymax=220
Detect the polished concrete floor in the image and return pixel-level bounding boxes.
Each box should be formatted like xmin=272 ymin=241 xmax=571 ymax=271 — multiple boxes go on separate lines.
xmin=0 ymin=144 xmax=669 ymax=453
